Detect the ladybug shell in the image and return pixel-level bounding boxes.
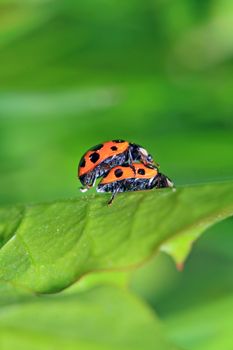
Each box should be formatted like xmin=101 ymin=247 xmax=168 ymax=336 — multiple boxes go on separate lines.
xmin=78 ymin=140 xmax=129 ymax=177
xmin=100 ymin=163 xmax=158 ymax=185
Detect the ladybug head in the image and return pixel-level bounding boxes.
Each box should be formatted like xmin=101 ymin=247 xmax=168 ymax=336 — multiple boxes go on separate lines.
xmin=151 ymin=173 xmax=174 ymax=189
xmin=130 ymin=144 xmax=159 ymax=167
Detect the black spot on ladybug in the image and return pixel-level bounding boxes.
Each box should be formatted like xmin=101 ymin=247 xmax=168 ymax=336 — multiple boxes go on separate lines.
xmin=138 ymin=168 xmax=145 ymax=175
xmin=89 ymin=152 xmax=100 ymax=163
xmin=113 ymin=139 xmax=124 ymax=143
xmin=111 ymin=146 xmax=118 ymax=151
xmin=79 ymin=157 xmax=86 ymax=168
xmin=90 ymin=144 xmax=103 ymax=151
xmin=114 ymin=169 xmax=123 ymax=178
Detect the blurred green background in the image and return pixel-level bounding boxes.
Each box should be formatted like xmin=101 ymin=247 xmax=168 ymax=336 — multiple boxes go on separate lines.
xmin=0 ymin=1 xmax=233 ymax=349
xmin=1 ymin=0 xmax=233 ymax=205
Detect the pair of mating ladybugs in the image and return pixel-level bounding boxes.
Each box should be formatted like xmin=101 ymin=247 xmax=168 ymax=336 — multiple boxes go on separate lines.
xmin=78 ymin=140 xmax=173 ymax=205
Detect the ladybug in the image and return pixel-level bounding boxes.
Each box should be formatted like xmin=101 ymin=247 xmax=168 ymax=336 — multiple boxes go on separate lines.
xmin=97 ymin=163 xmax=174 ymax=205
xmin=78 ymin=140 xmax=158 ymax=192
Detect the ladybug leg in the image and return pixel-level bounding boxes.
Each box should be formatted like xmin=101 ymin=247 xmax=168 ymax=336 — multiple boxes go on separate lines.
xmin=102 ymin=163 xmax=111 ymax=172
xmin=127 ymin=150 xmax=136 ymax=175
xmin=80 ymin=172 xmax=97 ymax=192
xmin=108 ymin=186 xmax=120 ymax=205
xmin=92 ymin=175 xmax=97 ymax=187
xmin=88 ymin=172 xmax=98 ymax=188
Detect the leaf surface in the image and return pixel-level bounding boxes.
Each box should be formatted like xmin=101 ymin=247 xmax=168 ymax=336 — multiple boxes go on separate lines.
xmin=0 ymin=182 xmax=233 ymax=293
xmin=165 ymin=295 xmax=233 ymax=350
xmin=0 ymin=283 xmax=180 ymax=350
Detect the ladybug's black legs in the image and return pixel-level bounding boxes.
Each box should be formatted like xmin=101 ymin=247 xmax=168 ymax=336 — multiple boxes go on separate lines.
xmin=127 ymin=150 xmax=136 ymax=175
xmin=79 ymin=171 xmax=97 ymax=192
xmin=92 ymin=175 xmax=97 ymax=187
xmin=101 ymin=163 xmax=111 ymax=173
xmin=108 ymin=186 xmax=120 ymax=205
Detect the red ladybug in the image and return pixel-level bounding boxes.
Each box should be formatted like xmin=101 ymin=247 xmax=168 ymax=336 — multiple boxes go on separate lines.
xmin=97 ymin=163 xmax=173 ymax=204
xmin=78 ymin=140 xmax=158 ymax=192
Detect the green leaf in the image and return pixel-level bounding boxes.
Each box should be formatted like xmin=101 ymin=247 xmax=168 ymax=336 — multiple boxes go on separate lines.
xmin=131 ymin=218 xmax=233 ymax=316
xmin=0 ymin=283 xmax=180 ymax=350
xmin=160 ymin=228 xmax=205 ymax=270
xmin=159 ymin=184 xmax=233 ymax=268
xmin=165 ymin=294 xmax=233 ymax=350
xmin=0 ymin=182 xmax=233 ymax=293
xmin=0 ymin=206 xmax=24 ymax=248
xmin=130 ymin=218 xmax=233 ymax=350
